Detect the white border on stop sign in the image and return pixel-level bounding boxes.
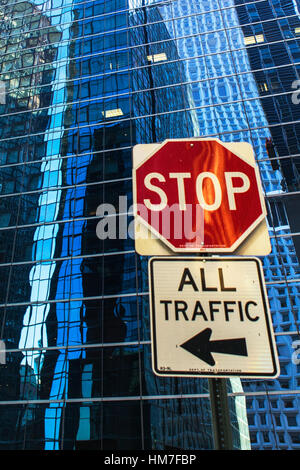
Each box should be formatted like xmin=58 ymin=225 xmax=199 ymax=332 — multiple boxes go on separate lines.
xmin=132 ymin=138 xmax=271 ymax=256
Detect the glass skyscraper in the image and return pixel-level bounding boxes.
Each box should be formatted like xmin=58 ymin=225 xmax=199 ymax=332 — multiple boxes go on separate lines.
xmin=0 ymin=0 xmax=299 ymax=451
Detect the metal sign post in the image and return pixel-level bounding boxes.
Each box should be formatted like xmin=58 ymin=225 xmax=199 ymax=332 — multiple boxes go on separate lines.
xmin=132 ymin=139 xmax=277 ymax=450
xmin=201 ymin=254 xmax=234 ymax=451
xmin=208 ymin=378 xmax=233 ymax=450
xmin=148 ymin=256 xmax=279 ymax=450
xmin=148 ymin=257 xmax=279 ymax=378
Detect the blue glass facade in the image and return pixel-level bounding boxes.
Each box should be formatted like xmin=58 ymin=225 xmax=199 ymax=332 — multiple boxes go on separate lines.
xmin=0 ymin=0 xmax=300 ymax=451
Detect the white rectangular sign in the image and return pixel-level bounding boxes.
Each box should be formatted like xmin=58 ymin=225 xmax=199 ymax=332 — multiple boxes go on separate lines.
xmin=149 ymin=257 xmax=279 ymax=378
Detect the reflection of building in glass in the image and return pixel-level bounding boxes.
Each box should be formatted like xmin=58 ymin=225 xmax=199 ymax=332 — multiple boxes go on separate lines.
xmin=130 ymin=3 xmax=200 ymax=143
xmin=0 ymin=0 xmax=60 ymax=447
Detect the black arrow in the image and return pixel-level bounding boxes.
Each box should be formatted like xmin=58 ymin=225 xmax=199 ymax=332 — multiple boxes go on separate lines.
xmin=180 ymin=328 xmax=248 ymax=366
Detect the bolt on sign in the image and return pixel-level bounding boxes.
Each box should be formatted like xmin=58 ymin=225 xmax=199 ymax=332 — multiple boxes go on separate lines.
xmin=148 ymin=257 xmax=279 ymax=378
xmin=132 ymin=139 xmax=270 ymax=256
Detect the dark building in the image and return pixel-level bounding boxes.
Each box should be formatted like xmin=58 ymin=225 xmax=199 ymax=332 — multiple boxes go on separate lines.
xmin=0 ymin=0 xmax=221 ymax=450
xmin=0 ymin=0 xmax=60 ymax=447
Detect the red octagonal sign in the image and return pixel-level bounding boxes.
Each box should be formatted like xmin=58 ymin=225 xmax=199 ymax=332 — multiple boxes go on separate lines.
xmin=133 ymin=139 xmax=267 ymax=252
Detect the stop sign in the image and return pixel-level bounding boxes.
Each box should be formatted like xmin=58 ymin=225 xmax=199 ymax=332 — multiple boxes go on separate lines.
xmin=133 ymin=139 xmax=267 ymax=252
